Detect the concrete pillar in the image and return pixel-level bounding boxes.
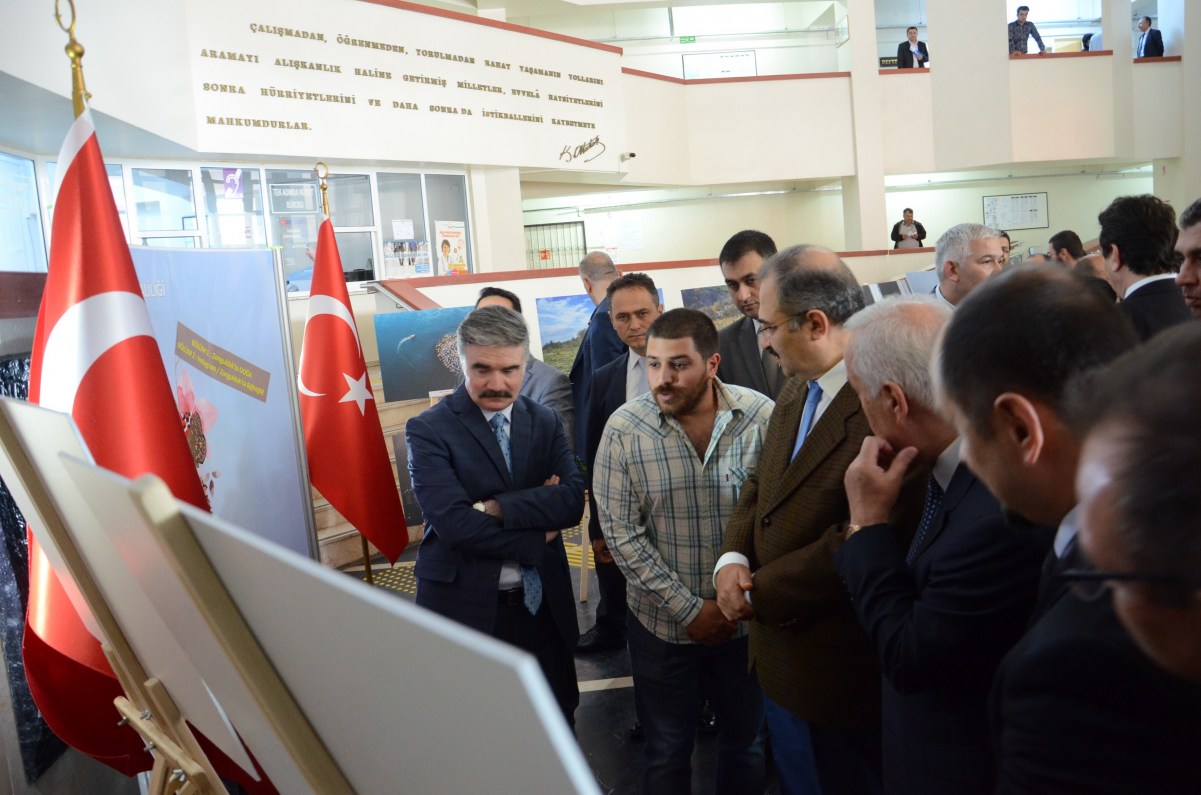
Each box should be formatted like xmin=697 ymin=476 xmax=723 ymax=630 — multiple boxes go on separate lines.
xmin=468 ymin=167 xmax=526 ymax=271
xmin=841 ymin=0 xmax=888 ymax=250
xmin=1155 ymin=0 xmax=1201 ymax=209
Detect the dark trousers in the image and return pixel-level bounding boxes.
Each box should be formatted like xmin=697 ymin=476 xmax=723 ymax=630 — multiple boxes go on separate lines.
xmin=627 ymin=615 xmax=765 ymax=794
xmin=809 ymin=721 xmax=882 ymax=795
xmin=494 ymin=597 xmax=579 ymax=727
xmin=591 ymin=559 xmax=628 ymax=637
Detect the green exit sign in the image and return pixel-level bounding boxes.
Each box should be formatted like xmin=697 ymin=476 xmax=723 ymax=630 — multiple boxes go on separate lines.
xmin=680 ymin=35 xmax=696 ymax=43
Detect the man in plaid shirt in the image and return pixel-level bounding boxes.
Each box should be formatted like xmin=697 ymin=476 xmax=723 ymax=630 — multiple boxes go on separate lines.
xmin=594 ymin=308 xmax=774 ymax=794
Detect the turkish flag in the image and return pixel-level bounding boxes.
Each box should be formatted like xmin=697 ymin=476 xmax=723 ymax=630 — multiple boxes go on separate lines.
xmin=26 ymin=111 xmax=209 ymax=773
xmin=299 ymin=219 xmax=408 ymax=563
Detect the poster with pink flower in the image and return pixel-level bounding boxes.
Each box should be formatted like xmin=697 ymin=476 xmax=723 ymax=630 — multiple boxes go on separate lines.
xmin=132 ymin=247 xmax=314 ymax=558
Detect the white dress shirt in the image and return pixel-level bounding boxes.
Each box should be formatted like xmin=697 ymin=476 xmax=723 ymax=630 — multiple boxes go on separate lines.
xmin=626 ymin=353 xmax=650 ymax=402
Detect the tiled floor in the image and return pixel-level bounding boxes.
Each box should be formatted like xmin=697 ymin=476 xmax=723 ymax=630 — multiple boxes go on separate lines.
xmin=346 ymin=521 xmax=778 ymax=794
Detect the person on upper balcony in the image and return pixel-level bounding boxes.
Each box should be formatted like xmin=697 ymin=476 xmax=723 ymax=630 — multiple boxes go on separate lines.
xmin=891 ymin=208 xmax=927 ymax=249
xmin=1008 ymin=6 xmax=1046 ymax=56
xmin=1136 ymin=16 xmax=1164 ymax=58
xmin=897 ymin=26 xmax=929 ymax=69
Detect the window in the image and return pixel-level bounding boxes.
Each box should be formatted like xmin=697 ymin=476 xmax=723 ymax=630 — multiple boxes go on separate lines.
xmin=0 ymin=152 xmax=47 ymax=272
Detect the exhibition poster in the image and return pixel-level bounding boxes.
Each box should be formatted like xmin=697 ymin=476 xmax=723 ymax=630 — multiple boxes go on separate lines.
xmin=434 ymin=220 xmax=468 ymax=275
xmin=374 ymin=306 xmax=473 ymax=402
xmin=131 ymin=247 xmax=315 ymax=558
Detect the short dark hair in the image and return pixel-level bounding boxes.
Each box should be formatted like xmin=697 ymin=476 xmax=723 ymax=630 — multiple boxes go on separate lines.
xmin=476 ymin=286 xmax=521 ymax=313
xmin=1017 ymin=5 xmax=1030 ymax=13
xmin=999 ymin=230 xmax=1011 ymax=243
xmin=1178 ymin=196 xmax=1201 ymax=231
xmin=903 ymin=207 xmax=914 ymax=214
xmin=938 ymin=266 xmax=1136 ymax=438
xmin=1098 ymin=194 xmax=1177 ymax=276
xmin=1141 ymin=16 xmax=1153 ymax=25
xmin=1048 ymin=230 xmax=1086 ymax=260
xmin=719 ymin=230 xmax=777 ymax=268
xmin=606 ymin=272 xmax=659 ymax=305
xmin=906 ymin=27 xmax=917 ymax=34
xmin=759 ymin=245 xmax=865 ymax=329
xmin=647 ymin=308 xmax=719 ymax=360
xmin=1068 ymin=323 xmax=1201 ymax=594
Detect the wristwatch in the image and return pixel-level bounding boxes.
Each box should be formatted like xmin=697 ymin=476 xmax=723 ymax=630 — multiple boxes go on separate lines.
xmin=473 ymin=501 xmax=487 ymax=512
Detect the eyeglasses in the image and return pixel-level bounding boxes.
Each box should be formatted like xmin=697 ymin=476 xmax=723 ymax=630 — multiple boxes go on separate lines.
xmin=757 ymin=314 xmax=803 ymax=339
xmin=1057 ymin=568 xmax=1201 ymax=605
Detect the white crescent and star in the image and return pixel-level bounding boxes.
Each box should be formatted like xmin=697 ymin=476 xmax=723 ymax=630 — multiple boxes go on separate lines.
xmin=297 ymin=293 xmax=371 ymax=414
xmin=39 ymin=291 xmax=156 ymax=414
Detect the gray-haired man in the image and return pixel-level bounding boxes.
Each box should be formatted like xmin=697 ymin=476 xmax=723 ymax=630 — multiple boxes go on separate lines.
xmin=933 ymin=223 xmax=1005 ymax=308
xmin=836 ymin=296 xmax=1049 ymax=795
xmin=406 ymin=305 xmax=585 ymax=724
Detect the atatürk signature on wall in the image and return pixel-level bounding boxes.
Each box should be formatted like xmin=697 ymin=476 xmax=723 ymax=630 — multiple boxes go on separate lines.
xmin=559 ymin=135 xmax=606 ymax=163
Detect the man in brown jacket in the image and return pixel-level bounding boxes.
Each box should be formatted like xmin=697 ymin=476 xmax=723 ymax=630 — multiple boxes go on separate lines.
xmin=714 ymin=245 xmax=924 ymax=794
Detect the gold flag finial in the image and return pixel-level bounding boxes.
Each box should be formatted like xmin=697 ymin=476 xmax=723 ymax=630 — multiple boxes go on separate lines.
xmin=55 ymin=0 xmax=91 ymax=118
xmin=315 ymin=162 xmax=330 ymax=217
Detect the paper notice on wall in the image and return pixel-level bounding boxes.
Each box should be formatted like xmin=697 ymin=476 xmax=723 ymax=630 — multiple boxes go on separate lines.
xmin=613 ymin=215 xmax=644 ymax=252
xmin=434 ymin=220 xmax=467 ymax=275
xmin=392 ymin=219 xmax=414 ymax=240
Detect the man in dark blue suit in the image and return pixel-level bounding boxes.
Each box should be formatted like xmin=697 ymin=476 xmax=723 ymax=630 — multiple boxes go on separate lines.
xmin=407 ymin=305 xmax=586 ymax=724
xmin=934 ymin=267 xmax=1201 ymax=793
xmin=1097 ymin=194 xmax=1191 ymax=342
xmin=577 ymin=273 xmax=662 ymax=652
xmin=1136 ymin=16 xmax=1164 ymax=57
xmin=835 ymin=297 xmax=1050 ymax=795
xmin=569 ymin=252 xmax=626 ymax=455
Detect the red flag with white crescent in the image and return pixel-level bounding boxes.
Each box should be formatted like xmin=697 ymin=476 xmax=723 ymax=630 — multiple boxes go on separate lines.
xmin=25 ymin=111 xmax=210 ymax=773
xmin=299 ymin=218 xmax=407 ymax=563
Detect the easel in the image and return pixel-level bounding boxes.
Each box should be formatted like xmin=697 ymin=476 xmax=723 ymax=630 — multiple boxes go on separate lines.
xmin=0 ymin=403 xmax=222 ymax=794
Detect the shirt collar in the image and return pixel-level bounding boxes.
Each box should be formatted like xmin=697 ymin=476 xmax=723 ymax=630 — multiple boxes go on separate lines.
xmin=480 ymin=403 xmax=514 ymax=425
xmin=627 ymin=351 xmax=646 ymax=376
xmin=934 ymin=283 xmax=957 ymax=310
xmin=1054 ymin=505 xmax=1080 ymax=558
xmin=813 ymin=357 xmax=848 ymax=398
xmin=1124 ymin=272 xmax=1177 ymax=297
xmin=932 ymin=438 xmax=961 ymax=491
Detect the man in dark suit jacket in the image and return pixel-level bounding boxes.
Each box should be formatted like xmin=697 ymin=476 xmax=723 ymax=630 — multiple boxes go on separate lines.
xmin=1098 ymin=194 xmax=1191 ymax=341
xmin=407 ymin=306 xmax=586 ymax=724
xmin=835 ymin=297 xmax=1050 ymax=795
xmin=896 ymin=26 xmax=929 ymax=68
xmin=936 ymin=267 xmax=1201 ymax=792
xmin=578 ymin=273 xmax=662 ymax=652
xmin=569 ymin=252 xmax=626 ymax=454
xmin=715 ymin=246 xmax=926 ymax=794
xmin=1137 ymin=16 xmax=1164 ymax=57
xmin=715 ymin=230 xmax=786 ymax=399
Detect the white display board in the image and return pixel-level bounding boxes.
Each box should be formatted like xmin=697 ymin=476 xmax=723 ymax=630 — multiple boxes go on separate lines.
xmin=131 ymin=246 xmax=315 ymax=558
xmin=982 ymin=192 xmax=1049 ymax=231
xmin=62 ymin=459 xmax=600 ymax=795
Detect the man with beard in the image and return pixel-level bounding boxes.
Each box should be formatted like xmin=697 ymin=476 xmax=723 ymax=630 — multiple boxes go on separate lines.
xmin=594 ymin=308 xmax=774 ymax=794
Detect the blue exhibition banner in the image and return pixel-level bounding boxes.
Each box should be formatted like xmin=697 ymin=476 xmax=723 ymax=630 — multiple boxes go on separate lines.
xmin=131 ymin=247 xmax=314 ymax=558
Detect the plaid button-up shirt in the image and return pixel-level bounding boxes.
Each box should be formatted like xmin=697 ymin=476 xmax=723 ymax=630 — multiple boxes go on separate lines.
xmin=593 ymin=381 xmax=774 ymax=643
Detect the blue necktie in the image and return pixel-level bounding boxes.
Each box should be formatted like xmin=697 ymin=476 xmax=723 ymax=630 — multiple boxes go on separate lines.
xmin=489 ymin=413 xmax=542 ymax=615
xmin=1138 ymin=32 xmax=1146 ymax=57
xmin=791 ymin=381 xmax=823 ymax=461
xmin=906 ymin=475 xmax=945 ymax=566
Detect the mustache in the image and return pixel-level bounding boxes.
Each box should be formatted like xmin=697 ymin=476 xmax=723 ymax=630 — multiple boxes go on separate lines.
xmin=478 ymin=390 xmax=514 ymax=398
xmin=654 ymin=387 xmax=676 ymax=396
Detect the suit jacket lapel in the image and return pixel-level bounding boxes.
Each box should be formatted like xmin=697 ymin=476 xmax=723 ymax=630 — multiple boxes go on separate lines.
xmin=762 ymin=381 xmax=856 ymax=515
xmin=452 ymin=386 xmax=513 ymax=487
xmin=509 ymin=398 xmax=530 ymax=487
xmin=737 ymin=319 xmax=769 ymax=394
xmin=607 ymin=352 xmax=629 ymax=413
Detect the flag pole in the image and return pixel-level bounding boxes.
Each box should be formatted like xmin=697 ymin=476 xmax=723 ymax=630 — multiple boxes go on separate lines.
xmin=314 ymin=161 xmax=376 ymax=585
xmin=54 ymin=0 xmax=91 ymax=119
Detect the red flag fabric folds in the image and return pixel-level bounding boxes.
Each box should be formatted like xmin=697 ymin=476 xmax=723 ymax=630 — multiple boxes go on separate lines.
xmin=298 ymin=218 xmax=408 ymax=563
xmin=26 ymin=111 xmax=209 ymax=773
